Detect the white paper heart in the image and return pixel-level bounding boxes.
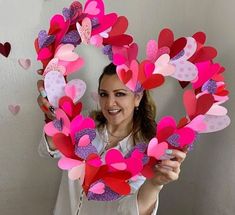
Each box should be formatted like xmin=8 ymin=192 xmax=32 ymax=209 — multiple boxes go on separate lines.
xmin=201 ymin=115 xmax=231 ymax=133
xmin=44 ymin=71 xmax=66 ymax=107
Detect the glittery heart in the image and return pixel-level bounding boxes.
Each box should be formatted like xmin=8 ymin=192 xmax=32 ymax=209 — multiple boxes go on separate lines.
xmin=167 ymin=133 xmax=180 ymax=147
xmin=89 ymin=181 xmax=105 ymax=194
xmin=53 ymin=118 xmax=64 ymax=131
xmin=38 ymin=30 xmax=55 ymax=49
xmin=0 ymin=42 xmax=11 ymax=57
xmin=18 ymin=58 xmax=31 ymax=70
xmin=202 ymin=79 xmax=217 ymax=94
xmin=8 ymin=104 xmax=20 ymax=115
xmin=62 ymin=30 xmax=81 ymax=46
xmin=75 ymin=144 xmax=98 ymax=160
xmin=74 ymin=128 xmax=96 ymax=144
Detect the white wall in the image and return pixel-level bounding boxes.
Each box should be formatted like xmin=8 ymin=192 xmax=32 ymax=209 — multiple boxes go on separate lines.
xmin=0 ymin=0 xmax=234 ymax=214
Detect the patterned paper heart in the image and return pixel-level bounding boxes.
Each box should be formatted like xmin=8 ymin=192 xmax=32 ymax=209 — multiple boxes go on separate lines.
xmin=38 ymin=30 xmax=55 ymax=49
xmin=0 ymin=42 xmax=11 ymax=58
xmin=18 ymin=58 xmax=31 ymax=70
xmin=44 ymin=71 xmax=66 ymax=107
xmin=8 ymin=104 xmax=20 ymax=115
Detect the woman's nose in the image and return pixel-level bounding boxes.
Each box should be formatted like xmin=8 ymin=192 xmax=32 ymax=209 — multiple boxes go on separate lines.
xmin=107 ymin=95 xmax=116 ymax=106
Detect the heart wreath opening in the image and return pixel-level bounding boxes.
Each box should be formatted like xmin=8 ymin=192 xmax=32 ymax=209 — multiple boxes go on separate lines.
xmin=35 ymin=0 xmax=230 ymax=201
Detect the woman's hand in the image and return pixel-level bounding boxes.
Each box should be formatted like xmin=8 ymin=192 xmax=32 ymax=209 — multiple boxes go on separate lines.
xmin=149 ymin=148 xmax=187 ymax=187
xmin=36 ymin=69 xmax=56 ymax=121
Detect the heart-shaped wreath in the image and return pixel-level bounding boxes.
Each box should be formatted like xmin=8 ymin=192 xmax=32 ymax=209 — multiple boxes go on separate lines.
xmin=35 ymin=0 xmax=230 ymax=201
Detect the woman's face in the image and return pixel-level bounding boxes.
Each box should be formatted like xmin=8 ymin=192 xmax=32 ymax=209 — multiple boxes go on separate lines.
xmin=98 ymin=74 xmax=142 ymax=127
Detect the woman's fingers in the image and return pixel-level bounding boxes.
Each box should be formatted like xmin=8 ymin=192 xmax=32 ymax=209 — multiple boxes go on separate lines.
xmin=37 ymin=69 xmax=44 ymax=75
xmin=37 ymin=80 xmax=47 ymax=98
xmin=169 ymin=149 xmax=187 ymax=163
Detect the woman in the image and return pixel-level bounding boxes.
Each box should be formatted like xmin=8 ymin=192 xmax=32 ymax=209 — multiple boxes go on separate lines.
xmin=37 ymin=63 xmax=187 ymax=215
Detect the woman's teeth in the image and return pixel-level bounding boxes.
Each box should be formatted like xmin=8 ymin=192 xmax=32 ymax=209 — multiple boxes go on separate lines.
xmin=108 ymin=109 xmax=121 ymax=114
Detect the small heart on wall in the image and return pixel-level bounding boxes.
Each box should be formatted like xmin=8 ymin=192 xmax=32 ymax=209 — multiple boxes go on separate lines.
xmin=18 ymin=58 xmax=32 ymax=70
xmin=0 ymin=42 xmax=11 ymax=57
xmin=8 ymin=104 xmax=20 ymax=115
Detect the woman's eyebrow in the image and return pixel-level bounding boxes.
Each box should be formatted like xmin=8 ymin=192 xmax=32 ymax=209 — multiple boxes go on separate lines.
xmin=99 ymin=89 xmax=128 ymax=92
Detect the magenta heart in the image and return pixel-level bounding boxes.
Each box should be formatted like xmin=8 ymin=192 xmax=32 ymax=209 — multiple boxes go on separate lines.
xmin=0 ymin=42 xmax=11 ymax=57
xmin=8 ymin=105 xmax=20 ymax=115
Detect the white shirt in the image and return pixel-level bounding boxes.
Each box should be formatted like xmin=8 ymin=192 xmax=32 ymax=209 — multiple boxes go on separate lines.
xmin=38 ymin=128 xmax=160 ymax=215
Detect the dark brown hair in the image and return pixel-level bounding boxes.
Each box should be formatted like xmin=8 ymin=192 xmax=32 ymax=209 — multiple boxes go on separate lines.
xmin=90 ymin=63 xmax=156 ymax=144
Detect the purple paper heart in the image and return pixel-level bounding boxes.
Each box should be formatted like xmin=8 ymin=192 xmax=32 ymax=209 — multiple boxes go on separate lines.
xmin=87 ymin=180 xmax=121 ymax=201
xmin=202 ymin=79 xmax=217 ymax=94
xmin=102 ymin=45 xmax=113 ymax=61
xmin=62 ymin=8 xmax=72 ymax=21
xmin=53 ymin=118 xmax=64 ymax=131
xmin=38 ymin=30 xmax=55 ymax=49
xmin=75 ymin=144 xmax=98 ymax=160
xmin=171 ymin=50 xmax=185 ymax=60
xmin=167 ymin=133 xmax=180 ymax=147
xmin=62 ymin=30 xmax=81 ymax=46
xmin=74 ymin=128 xmax=96 ymax=144
xmin=91 ymin=17 xmax=100 ymax=29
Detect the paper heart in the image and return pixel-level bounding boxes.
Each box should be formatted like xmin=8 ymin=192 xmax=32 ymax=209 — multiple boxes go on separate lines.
xmin=201 ymin=115 xmax=231 ymax=133
xmin=158 ymin=28 xmax=174 ymax=48
xmin=8 ymin=104 xmax=20 ymax=115
xmin=147 ymin=138 xmax=168 ymax=160
xmin=109 ymin=16 xmax=128 ymax=37
xmin=84 ymin=1 xmax=100 ymax=15
xmin=43 ymin=58 xmax=66 ymax=76
xmin=68 ymin=164 xmax=85 ymax=184
xmin=55 ymin=44 xmax=79 ymax=61
xmin=65 ymin=79 xmax=86 ymax=103
xmin=0 ymin=42 xmax=11 ymax=57
xmin=153 ymin=54 xmax=175 ymax=76
xmin=119 ymin=69 xmax=132 ymax=84
xmin=44 ymin=71 xmax=66 ymax=107
xmin=78 ymin=134 xmax=90 ymax=147
xmin=38 ymin=30 xmax=55 ymax=49
xmin=59 ymin=96 xmax=82 ymax=118
xmin=18 ymin=58 xmax=31 ymax=70
xmin=90 ymin=35 xmax=103 ymax=47
xmin=37 ymin=47 xmax=53 ymax=61
xmin=58 ymin=157 xmax=83 ymax=170
xmin=76 ymin=17 xmax=92 ymax=44
xmin=44 ymin=109 xmax=70 ymax=136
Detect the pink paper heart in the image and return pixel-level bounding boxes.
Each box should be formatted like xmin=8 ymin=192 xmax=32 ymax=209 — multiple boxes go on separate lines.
xmin=55 ymin=44 xmax=79 ymax=61
xmin=147 ymin=138 xmax=168 ymax=160
xmin=84 ymin=1 xmax=100 ymax=15
xmin=43 ymin=58 xmax=66 ymax=76
xmin=89 ymin=182 xmax=105 ymax=194
xmin=65 ymin=85 xmax=76 ymax=100
xmin=8 ymin=104 xmax=20 ymax=115
xmin=65 ymin=79 xmax=86 ymax=103
xmin=110 ymin=162 xmax=127 ymax=170
xmin=78 ymin=134 xmax=90 ymax=147
xmin=58 ymin=157 xmax=83 ymax=170
xmin=90 ymin=35 xmax=103 ymax=47
xmin=18 ymin=58 xmax=31 ymax=70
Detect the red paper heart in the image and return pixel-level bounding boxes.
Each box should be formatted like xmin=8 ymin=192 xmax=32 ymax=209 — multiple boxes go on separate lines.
xmin=0 ymin=42 xmax=11 ymax=57
xmin=158 ymin=28 xmax=174 ymax=48
xmin=59 ymin=96 xmax=82 ymax=119
xmin=103 ymin=34 xmax=133 ymax=46
xmin=120 ymin=69 xmax=132 ymax=84
xmin=193 ymin=32 xmax=206 ymax=44
xmin=109 ymin=16 xmax=128 ymax=37
xmin=142 ymin=74 xmax=165 ymax=89
xmin=53 ymin=133 xmax=78 ymax=159
xmin=170 ymin=37 xmax=187 ymax=58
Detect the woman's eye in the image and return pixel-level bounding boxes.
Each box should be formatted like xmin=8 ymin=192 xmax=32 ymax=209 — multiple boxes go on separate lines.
xmin=115 ymin=92 xmax=125 ymax=97
xmin=99 ymin=92 xmax=107 ymax=97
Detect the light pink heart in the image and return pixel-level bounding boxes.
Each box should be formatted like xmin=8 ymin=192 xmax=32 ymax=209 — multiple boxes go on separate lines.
xmin=110 ymin=162 xmax=127 ymax=170
xmin=65 ymin=79 xmax=86 ymax=103
xmin=84 ymin=1 xmax=100 ymax=15
xmin=89 ymin=182 xmax=105 ymax=194
xmin=147 ymin=138 xmax=168 ymax=160
xmin=8 ymin=104 xmax=20 ymax=115
xmin=65 ymin=85 xmax=76 ymax=100
xmin=78 ymin=134 xmax=90 ymax=147
xmin=68 ymin=164 xmax=85 ymax=184
xmin=18 ymin=58 xmax=31 ymax=70
xmin=55 ymin=44 xmax=79 ymax=61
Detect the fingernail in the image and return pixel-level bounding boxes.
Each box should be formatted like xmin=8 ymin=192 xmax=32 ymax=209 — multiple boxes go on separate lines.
xmin=40 ymin=90 xmax=47 ymax=98
xmin=49 ymin=106 xmax=55 ymax=114
xmin=41 ymin=105 xmax=49 ymax=112
xmin=165 ymin=149 xmax=173 ymax=155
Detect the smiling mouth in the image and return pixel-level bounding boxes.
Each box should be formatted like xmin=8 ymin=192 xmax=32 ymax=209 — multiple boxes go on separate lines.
xmin=107 ymin=109 xmax=121 ymax=115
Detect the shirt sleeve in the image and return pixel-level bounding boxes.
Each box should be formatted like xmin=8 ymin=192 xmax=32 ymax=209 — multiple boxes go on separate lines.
xmin=117 ymin=176 xmax=160 ymax=215
xmin=38 ymin=132 xmax=61 ymax=158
